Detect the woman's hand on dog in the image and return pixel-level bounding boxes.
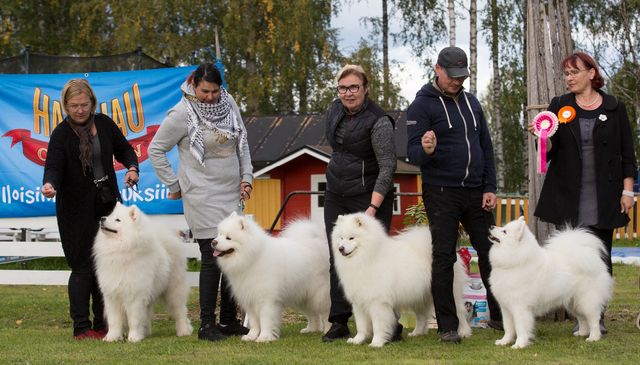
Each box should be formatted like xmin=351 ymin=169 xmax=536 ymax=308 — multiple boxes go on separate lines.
xmin=168 ymin=191 xmax=181 ymax=200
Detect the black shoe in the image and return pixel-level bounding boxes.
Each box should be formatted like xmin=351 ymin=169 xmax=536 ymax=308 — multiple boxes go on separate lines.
xmin=218 ymin=321 xmax=250 ymax=336
xmin=391 ymin=323 xmax=403 ymax=342
xmin=322 ymin=322 xmax=350 ymax=342
xmin=487 ymin=320 xmax=504 ymax=331
xmin=439 ymin=330 xmax=461 ymax=344
xmin=198 ymin=323 xmax=227 ymax=341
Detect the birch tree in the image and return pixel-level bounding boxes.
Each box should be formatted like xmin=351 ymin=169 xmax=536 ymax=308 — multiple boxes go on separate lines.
xmin=448 ymin=0 xmax=456 ymax=46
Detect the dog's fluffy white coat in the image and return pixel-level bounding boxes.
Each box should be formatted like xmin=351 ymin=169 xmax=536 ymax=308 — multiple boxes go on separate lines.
xmin=489 ymin=217 xmax=613 ymax=348
xmin=213 ymin=212 xmax=330 ymax=342
xmin=93 ymin=203 xmax=193 ymax=342
xmin=331 ymin=213 xmax=472 ymax=347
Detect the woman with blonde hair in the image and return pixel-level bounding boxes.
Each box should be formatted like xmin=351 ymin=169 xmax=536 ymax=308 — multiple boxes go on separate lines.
xmin=321 ymin=64 xmax=398 ymax=342
xmin=43 ymin=78 xmax=139 ymax=339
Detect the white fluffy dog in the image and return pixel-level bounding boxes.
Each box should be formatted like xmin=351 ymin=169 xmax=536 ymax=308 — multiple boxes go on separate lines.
xmin=331 ymin=213 xmax=472 ymax=347
xmin=488 ymin=217 xmax=613 ymax=349
xmin=213 ymin=212 xmax=330 ymax=342
xmin=93 ymin=203 xmax=193 ymax=342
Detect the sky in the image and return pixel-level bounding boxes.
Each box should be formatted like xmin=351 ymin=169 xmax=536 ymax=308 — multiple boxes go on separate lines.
xmin=331 ymin=0 xmax=492 ymax=106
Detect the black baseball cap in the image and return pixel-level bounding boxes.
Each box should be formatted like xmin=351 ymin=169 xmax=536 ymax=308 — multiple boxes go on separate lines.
xmin=437 ymin=47 xmax=470 ymax=78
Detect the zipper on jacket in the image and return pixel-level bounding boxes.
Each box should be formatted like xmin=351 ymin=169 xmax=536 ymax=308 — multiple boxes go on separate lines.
xmin=453 ymin=97 xmax=471 ymax=186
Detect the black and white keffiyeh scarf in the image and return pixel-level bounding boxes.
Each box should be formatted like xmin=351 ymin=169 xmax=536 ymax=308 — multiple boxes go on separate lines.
xmin=180 ymin=82 xmax=247 ymax=166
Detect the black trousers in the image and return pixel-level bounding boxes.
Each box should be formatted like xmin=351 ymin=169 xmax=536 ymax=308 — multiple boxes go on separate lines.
xmin=423 ymin=184 xmax=502 ymax=333
xmin=68 ymin=266 xmax=105 ymax=335
xmin=324 ymin=190 xmax=394 ymax=325
xmin=197 ymin=238 xmax=240 ymax=325
xmin=586 ymin=226 xmax=613 ymax=275
xmin=67 ymin=199 xmax=115 ymax=336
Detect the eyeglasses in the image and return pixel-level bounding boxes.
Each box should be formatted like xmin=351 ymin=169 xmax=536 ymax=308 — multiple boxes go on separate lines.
xmin=337 ymin=84 xmax=361 ymax=94
xmin=563 ymin=69 xmax=589 ymax=78
xmin=67 ymin=102 xmax=92 ymax=112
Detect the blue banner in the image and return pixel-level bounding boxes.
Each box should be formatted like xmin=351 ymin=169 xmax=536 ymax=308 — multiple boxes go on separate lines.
xmin=0 ymin=66 xmax=196 ymax=217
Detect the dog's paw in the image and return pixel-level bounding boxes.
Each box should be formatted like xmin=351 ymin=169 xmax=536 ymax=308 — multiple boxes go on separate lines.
xmin=127 ymin=333 xmax=145 ymax=343
xmin=176 ymin=324 xmax=193 ymax=337
xmin=586 ymin=333 xmax=601 ymax=342
xmin=256 ymin=334 xmax=277 ymax=342
xmin=495 ymin=338 xmax=511 ymax=346
xmin=368 ymin=340 xmax=386 ymax=348
xmin=573 ymin=329 xmax=589 ymax=337
xmin=347 ymin=334 xmax=366 ymax=345
xmin=241 ymin=334 xmax=257 ymax=341
xmin=103 ymin=333 xmax=123 ymax=342
xmin=299 ymin=326 xmax=313 ymax=334
xmin=408 ymin=330 xmax=422 ymax=337
xmin=458 ymin=328 xmax=472 ymax=338
xmin=511 ymin=340 xmax=530 ymax=349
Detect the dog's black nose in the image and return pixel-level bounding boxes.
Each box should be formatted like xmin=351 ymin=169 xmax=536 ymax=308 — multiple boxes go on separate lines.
xmin=490 ymin=225 xmax=496 ymax=230
xmin=211 ymin=239 xmax=218 ymax=248
xmin=338 ymin=246 xmax=345 ymax=254
xmin=100 ymin=217 xmax=106 ymax=223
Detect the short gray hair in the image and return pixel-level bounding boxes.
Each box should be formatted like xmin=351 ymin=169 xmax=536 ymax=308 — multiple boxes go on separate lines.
xmin=335 ymin=64 xmax=368 ymax=86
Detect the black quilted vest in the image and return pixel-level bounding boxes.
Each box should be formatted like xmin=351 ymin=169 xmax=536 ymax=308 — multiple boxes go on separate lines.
xmin=325 ymin=98 xmax=393 ymax=196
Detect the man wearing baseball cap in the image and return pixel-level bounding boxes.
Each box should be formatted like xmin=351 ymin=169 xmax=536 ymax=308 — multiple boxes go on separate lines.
xmin=405 ymin=46 xmax=503 ymax=343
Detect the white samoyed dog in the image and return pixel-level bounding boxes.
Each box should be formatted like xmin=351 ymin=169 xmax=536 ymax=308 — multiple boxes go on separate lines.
xmin=331 ymin=213 xmax=472 ymax=347
xmin=213 ymin=212 xmax=330 ymax=342
xmin=93 ymin=203 xmax=193 ymax=342
xmin=488 ymin=217 xmax=613 ymax=349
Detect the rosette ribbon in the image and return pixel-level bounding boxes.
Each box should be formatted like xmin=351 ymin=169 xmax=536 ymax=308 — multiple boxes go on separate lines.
xmin=532 ymin=111 xmax=559 ymax=174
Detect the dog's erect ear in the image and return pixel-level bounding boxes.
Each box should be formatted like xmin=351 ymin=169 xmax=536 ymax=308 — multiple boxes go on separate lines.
xmin=354 ymin=216 xmax=363 ymax=227
xmin=238 ymin=216 xmax=245 ymax=230
xmin=515 ymin=219 xmax=526 ymax=240
xmin=336 ymin=215 xmax=344 ymax=223
xmin=518 ymin=216 xmax=525 ymax=222
xmin=230 ymin=211 xmax=238 ymax=218
xmin=129 ymin=205 xmax=140 ymax=222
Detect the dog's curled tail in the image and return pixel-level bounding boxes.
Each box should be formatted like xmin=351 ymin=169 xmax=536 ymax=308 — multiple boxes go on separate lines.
xmin=547 ymin=227 xmax=610 ymax=275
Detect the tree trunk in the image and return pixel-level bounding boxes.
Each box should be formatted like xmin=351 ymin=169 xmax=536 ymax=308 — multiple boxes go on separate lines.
xmin=448 ymin=0 xmax=456 ymax=46
xmin=382 ymin=0 xmax=390 ymax=110
xmin=490 ymin=0 xmax=503 ymax=191
xmin=469 ymin=0 xmax=477 ymax=95
xmin=527 ymin=0 xmax=573 ymax=321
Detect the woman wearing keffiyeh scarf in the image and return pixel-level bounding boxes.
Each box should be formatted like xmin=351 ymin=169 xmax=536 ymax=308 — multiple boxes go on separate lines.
xmin=149 ymin=63 xmax=254 ymax=341
xmin=42 ymin=78 xmax=139 ymax=340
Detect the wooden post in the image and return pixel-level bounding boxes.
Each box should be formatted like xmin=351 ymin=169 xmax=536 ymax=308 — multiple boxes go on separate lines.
xmin=526 ymin=0 xmax=574 ymax=322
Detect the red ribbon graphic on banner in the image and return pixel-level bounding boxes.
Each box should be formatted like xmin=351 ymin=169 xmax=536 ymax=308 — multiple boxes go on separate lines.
xmin=2 ymin=125 xmax=159 ymax=170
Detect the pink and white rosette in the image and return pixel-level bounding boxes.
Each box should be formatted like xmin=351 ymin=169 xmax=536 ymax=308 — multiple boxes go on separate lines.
xmin=532 ymin=111 xmax=559 ymax=174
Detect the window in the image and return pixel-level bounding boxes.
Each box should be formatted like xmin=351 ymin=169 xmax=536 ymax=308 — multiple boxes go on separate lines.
xmin=318 ymin=182 xmax=327 ymax=208
xmin=393 ymin=183 xmax=401 ymax=215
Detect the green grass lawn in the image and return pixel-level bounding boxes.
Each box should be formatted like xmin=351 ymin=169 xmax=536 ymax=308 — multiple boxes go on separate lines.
xmin=0 ymin=265 xmax=638 ymax=364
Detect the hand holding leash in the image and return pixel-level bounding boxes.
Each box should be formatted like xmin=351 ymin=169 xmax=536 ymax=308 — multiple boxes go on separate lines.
xmin=124 ymin=168 xmax=139 ymax=188
xmin=240 ymin=181 xmax=252 ymax=201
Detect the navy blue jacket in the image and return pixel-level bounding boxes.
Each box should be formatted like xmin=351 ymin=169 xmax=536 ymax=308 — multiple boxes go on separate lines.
xmin=406 ymin=80 xmax=496 ymax=192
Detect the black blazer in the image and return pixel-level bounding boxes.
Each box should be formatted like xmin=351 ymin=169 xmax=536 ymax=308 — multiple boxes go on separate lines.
xmin=534 ymin=91 xmax=637 ymax=229
xmin=43 ymin=113 xmax=138 ymax=268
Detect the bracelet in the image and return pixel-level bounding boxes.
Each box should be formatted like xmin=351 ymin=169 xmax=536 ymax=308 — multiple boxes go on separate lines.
xmin=622 ymin=190 xmax=634 ymax=197
xmin=368 ymin=203 xmax=379 ymax=210
xmin=128 ymin=169 xmax=138 ymax=174
xmin=241 ymin=182 xmax=252 ymax=189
